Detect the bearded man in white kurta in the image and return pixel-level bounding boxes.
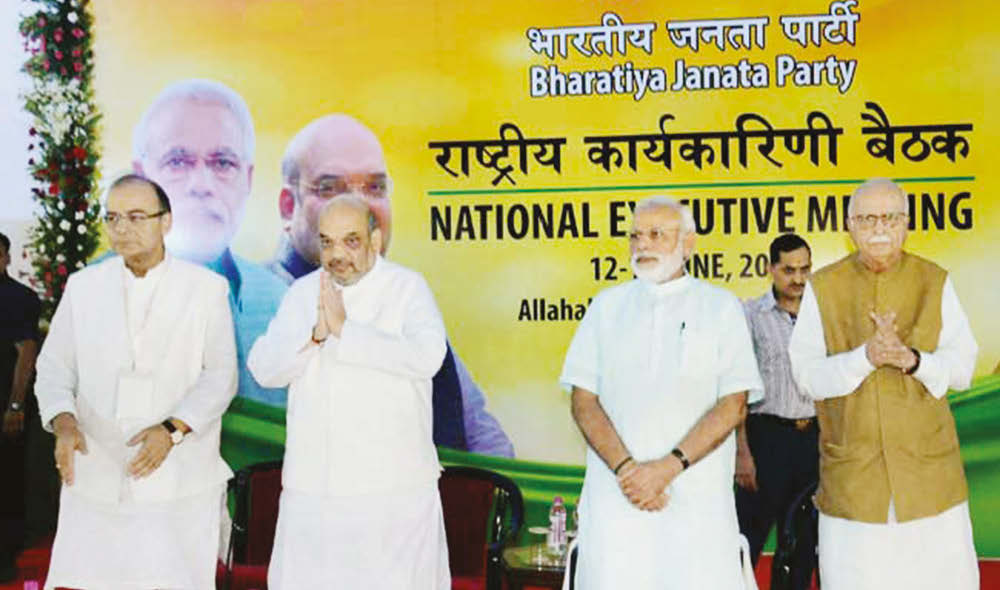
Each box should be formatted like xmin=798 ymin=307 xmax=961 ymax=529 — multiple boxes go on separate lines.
xmin=561 ymin=196 xmax=763 ymax=589
xmin=248 ymin=195 xmax=450 ymax=589
xmin=35 ymin=176 xmax=237 ymax=590
xmin=789 ymin=179 xmax=979 ymax=590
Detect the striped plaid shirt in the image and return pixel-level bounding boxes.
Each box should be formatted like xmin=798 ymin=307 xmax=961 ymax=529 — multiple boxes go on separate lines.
xmin=742 ymin=289 xmax=815 ymax=419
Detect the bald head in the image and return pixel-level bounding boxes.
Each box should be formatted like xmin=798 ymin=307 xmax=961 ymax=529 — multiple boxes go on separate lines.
xmin=280 ymin=114 xmax=393 ymax=265
xmin=848 ymin=178 xmax=906 ymax=217
xmin=317 ymin=195 xmax=382 ymax=286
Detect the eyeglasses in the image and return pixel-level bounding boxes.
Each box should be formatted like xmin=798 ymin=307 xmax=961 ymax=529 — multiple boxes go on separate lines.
xmin=103 ymin=210 xmax=168 ymax=226
xmin=628 ymin=227 xmax=681 ymax=243
xmin=302 ymin=173 xmax=390 ymax=200
xmin=850 ymin=212 xmax=908 ymax=229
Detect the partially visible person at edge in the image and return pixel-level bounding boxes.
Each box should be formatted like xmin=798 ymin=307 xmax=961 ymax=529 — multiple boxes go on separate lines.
xmin=0 ymin=232 xmax=41 ymax=582
xmin=789 ymin=178 xmax=979 ymax=590
xmin=267 ymin=114 xmax=513 ymax=457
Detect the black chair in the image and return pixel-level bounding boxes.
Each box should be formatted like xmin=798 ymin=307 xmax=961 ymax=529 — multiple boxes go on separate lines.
xmin=771 ymin=481 xmax=819 ymax=590
xmin=438 ymin=465 xmax=524 ymax=590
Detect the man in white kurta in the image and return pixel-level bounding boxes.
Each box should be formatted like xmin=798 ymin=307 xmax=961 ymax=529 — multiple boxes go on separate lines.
xmin=248 ymin=195 xmax=449 ymax=589
xmin=35 ymin=176 xmax=237 ymax=590
xmin=561 ymin=197 xmax=763 ymax=589
xmin=788 ymin=179 xmax=979 ymax=590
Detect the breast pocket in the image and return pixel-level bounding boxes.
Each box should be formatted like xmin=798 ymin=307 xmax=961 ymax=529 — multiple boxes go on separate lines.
xmin=679 ymin=327 xmax=716 ymax=378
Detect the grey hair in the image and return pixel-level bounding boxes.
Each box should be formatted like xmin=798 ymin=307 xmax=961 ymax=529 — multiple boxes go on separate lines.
xmin=132 ymin=79 xmax=255 ymax=163
xmin=634 ymin=195 xmax=696 ymax=235
xmin=848 ymin=178 xmax=906 ymax=217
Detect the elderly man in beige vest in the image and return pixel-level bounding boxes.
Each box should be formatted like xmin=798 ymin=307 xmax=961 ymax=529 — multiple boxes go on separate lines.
xmin=788 ymin=178 xmax=979 ymax=589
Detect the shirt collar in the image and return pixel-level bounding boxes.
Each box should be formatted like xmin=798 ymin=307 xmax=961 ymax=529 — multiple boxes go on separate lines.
xmin=639 ymin=272 xmax=693 ymax=298
xmin=761 ymin=287 xmax=779 ymax=311
xmin=205 ymin=248 xmax=242 ymax=301
xmin=121 ymin=252 xmax=171 ymax=283
xmin=274 ymin=237 xmax=318 ymax=281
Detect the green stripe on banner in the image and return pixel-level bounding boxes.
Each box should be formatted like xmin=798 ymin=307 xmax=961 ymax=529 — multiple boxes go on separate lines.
xmin=426 ymin=176 xmax=976 ymax=196
xmin=221 ymin=373 xmax=1000 ymax=554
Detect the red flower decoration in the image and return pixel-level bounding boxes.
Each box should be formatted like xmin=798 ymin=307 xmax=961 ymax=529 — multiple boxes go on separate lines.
xmin=73 ymin=62 xmax=83 ymax=73
xmin=37 ymin=16 xmax=46 ymax=27
xmin=57 ymin=265 xmax=68 ymax=276
xmin=48 ymin=182 xmax=59 ymax=195
xmin=44 ymin=271 xmax=52 ymax=283
xmin=71 ymin=28 xmax=84 ymax=39
xmin=42 ymin=60 xmax=49 ymax=71
xmin=72 ymin=146 xmax=87 ymax=160
xmin=59 ymin=66 xmax=67 ymax=76
xmin=72 ymin=48 xmax=81 ymax=57
xmin=53 ymin=28 xmax=64 ymax=42
xmin=54 ymin=50 xmax=63 ymax=60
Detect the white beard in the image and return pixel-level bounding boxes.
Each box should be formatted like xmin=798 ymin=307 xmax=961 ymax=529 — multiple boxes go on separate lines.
xmin=632 ymin=241 xmax=685 ymax=284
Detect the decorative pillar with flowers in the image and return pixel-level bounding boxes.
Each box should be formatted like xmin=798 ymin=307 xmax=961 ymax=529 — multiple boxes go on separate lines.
xmin=19 ymin=0 xmax=101 ymax=324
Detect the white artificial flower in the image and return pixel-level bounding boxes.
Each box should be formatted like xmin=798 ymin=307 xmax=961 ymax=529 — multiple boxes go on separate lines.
xmin=76 ymin=224 xmax=86 ymax=234
xmin=67 ymin=12 xmax=78 ymax=23
xmin=57 ymin=200 xmax=65 ymax=210
xmin=76 ymin=261 xmax=85 ymax=269
xmin=75 ymin=210 xmax=84 ymax=220
xmin=56 ymin=254 xmax=65 ymax=262
xmin=59 ymin=219 xmax=71 ymax=230
xmin=57 ymin=235 xmax=65 ymax=244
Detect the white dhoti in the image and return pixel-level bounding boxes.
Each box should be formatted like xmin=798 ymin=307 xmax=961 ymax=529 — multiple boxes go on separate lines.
xmin=45 ymin=484 xmax=225 ymax=590
xmin=574 ymin=477 xmax=747 ymax=590
xmin=818 ymin=500 xmax=979 ymax=590
xmin=268 ymin=483 xmax=450 ymax=590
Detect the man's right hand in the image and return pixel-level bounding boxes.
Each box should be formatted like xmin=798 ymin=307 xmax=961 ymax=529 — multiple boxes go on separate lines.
xmin=52 ymin=413 xmax=87 ymax=486
xmin=735 ymin=449 xmax=758 ymax=491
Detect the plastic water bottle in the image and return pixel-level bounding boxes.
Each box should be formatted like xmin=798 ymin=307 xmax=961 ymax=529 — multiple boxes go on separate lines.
xmin=547 ymin=495 xmax=567 ymax=555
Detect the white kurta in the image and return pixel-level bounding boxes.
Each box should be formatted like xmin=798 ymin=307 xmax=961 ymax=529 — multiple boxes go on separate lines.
xmin=35 ymin=255 xmax=238 ymax=590
xmin=248 ymin=256 xmax=450 ymax=590
xmin=788 ymin=278 xmax=979 ymax=590
xmin=560 ymin=275 xmax=763 ymax=590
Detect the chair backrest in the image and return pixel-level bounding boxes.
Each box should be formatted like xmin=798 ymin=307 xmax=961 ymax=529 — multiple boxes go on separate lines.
xmin=771 ymin=480 xmax=819 ymax=590
xmin=438 ymin=465 xmax=524 ymax=589
xmin=229 ymin=460 xmax=284 ymax=567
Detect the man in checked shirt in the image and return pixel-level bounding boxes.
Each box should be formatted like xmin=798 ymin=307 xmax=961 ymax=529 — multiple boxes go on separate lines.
xmin=735 ymin=233 xmax=816 ymax=590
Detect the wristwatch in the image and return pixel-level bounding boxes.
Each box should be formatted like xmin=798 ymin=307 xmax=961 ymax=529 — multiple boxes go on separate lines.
xmin=8 ymin=401 xmax=23 ymax=412
xmin=161 ymin=419 xmax=185 ymax=445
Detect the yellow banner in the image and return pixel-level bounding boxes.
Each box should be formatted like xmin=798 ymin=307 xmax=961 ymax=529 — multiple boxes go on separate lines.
xmin=93 ymin=0 xmax=998 ymax=462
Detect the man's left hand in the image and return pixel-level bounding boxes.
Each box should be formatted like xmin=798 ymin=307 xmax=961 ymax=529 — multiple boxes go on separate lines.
xmin=319 ymin=272 xmax=347 ymax=337
xmin=618 ymin=457 xmax=682 ymax=511
xmin=2 ymin=408 xmax=25 ymax=438
xmin=126 ymin=424 xmax=174 ymax=478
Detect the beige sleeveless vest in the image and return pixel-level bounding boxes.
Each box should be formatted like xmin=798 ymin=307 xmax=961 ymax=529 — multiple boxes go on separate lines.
xmin=810 ymin=252 xmax=967 ymax=523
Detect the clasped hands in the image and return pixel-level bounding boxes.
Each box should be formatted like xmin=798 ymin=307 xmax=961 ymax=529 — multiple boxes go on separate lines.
xmin=312 ymin=271 xmax=346 ymax=343
xmin=52 ymin=413 xmax=185 ymax=486
xmin=865 ymin=310 xmax=918 ymax=372
xmin=616 ymin=455 xmax=684 ymax=512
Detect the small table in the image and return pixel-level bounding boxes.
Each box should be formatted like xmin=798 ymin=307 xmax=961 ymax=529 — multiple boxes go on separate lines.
xmin=502 ymin=544 xmax=567 ymax=590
